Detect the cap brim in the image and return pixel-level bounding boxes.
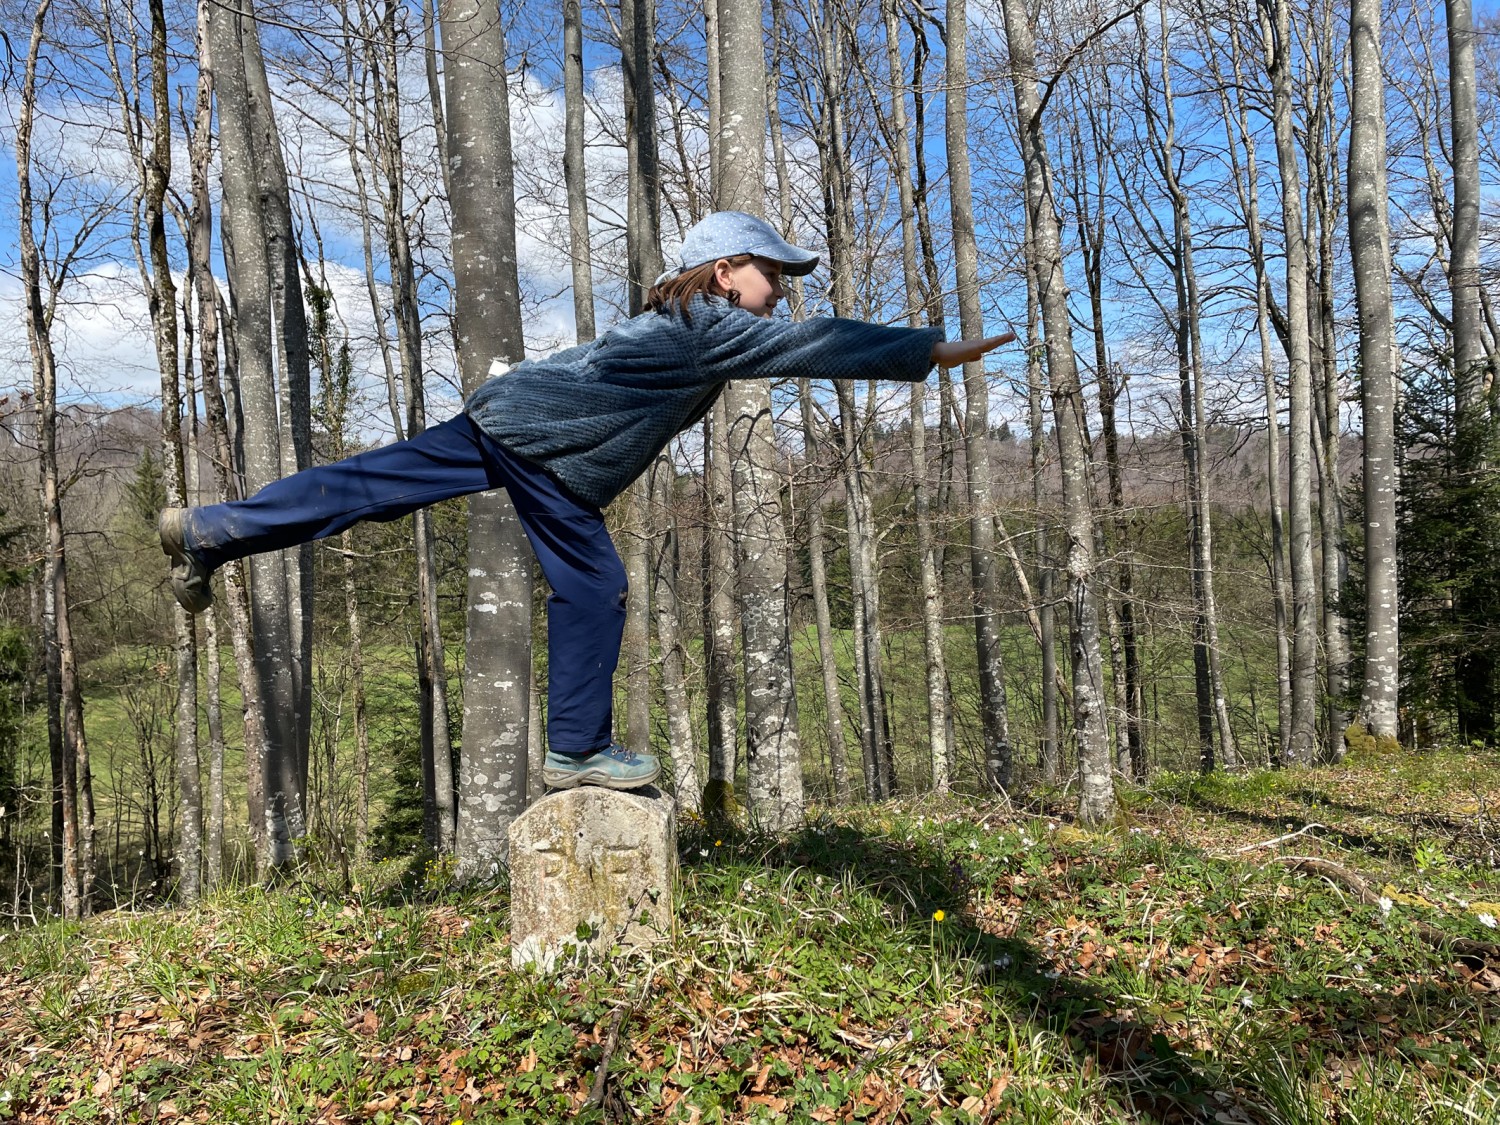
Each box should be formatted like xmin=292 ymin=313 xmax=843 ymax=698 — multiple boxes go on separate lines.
xmin=779 ymin=253 xmax=820 ymax=276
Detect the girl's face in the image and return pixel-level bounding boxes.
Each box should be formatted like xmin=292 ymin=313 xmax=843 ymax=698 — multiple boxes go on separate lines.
xmin=713 ymin=256 xmax=786 ymax=318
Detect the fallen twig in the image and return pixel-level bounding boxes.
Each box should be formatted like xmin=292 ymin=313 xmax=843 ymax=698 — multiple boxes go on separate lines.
xmin=1237 ymin=823 xmax=1327 ymax=852
xmin=1276 ymin=855 xmax=1500 ymax=963
xmin=584 ymin=1002 xmax=632 ymax=1112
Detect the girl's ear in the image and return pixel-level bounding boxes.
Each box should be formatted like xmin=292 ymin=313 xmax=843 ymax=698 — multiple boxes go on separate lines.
xmin=710 ymin=258 xmax=734 ymax=294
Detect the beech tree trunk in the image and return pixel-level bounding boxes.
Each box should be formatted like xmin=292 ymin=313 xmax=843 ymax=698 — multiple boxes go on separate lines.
xmin=144 ymin=0 xmax=202 ymax=897
xmin=1213 ymin=21 xmax=1291 ymax=758
xmin=621 ymin=0 xmax=665 ymax=757
xmin=882 ymin=0 xmax=951 ymax=792
xmin=1302 ymin=27 xmax=1349 ymax=761
xmin=702 ymin=401 xmax=740 ymax=818
xmin=1349 ymin=0 xmax=1400 ymax=741
xmin=1261 ymin=0 xmax=1320 ymax=764
xmin=205 ymin=0 xmax=306 ymax=867
xmin=996 ymin=0 xmax=1114 ymax=823
xmin=563 ymin=0 xmax=596 ymax=343
xmin=771 ymin=0 xmax=850 ymax=803
xmin=18 ymin=0 xmax=90 ymax=918
xmin=651 ymin=462 xmax=701 ymax=810
xmin=714 ymin=0 xmax=803 ymax=830
xmin=1446 ymin=0 xmax=1494 ymax=741
xmin=438 ymin=0 xmax=534 ymax=873
xmin=947 ymin=0 xmax=1013 ymax=791
xmin=192 ymin=0 xmax=271 ymax=880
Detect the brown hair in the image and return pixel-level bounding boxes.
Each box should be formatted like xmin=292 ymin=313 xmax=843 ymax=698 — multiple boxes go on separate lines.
xmin=646 ymin=254 xmax=754 ymax=323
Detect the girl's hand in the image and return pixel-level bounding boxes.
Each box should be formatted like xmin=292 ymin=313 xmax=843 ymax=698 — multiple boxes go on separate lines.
xmin=931 ymin=332 xmax=1017 ymax=369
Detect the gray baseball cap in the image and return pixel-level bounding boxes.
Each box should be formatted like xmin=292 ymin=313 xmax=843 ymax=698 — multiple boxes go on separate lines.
xmin=668 ymin=210 xmax=820 ymax=279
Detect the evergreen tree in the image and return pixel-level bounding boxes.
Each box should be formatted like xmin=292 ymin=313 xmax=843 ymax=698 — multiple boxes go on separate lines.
xmin=1396 ymin=364 xmax=1500 ymax=744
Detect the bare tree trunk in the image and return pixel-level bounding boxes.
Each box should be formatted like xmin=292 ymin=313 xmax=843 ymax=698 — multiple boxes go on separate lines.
xmin=1029 ymin=210 xmax=1062 ymax=783
xmin=192 ymin=0 xmax=271 ymax=875
xmin=438 ymin=0 xmax=534 ymax=873
xmin=881 ymin=0 xmax=951 ymax=793
xmin=203 ymin=605 xmax=226 ymax=885
xmin=817 ymin=1 xmax=894 ymax=800
xmin=714 ymin=0 xmax=803 ymax=830
xmin=144 ymin=0 xmax=201 ymax=898
xmin=996 ymin=0 xmax=1113 ymax=824
xmin=651 ymin=462 xmax=701 ymax=810
xmin=239 ymin=0 xmax=314 ymax=823
xmin=770 ymin=0 xmax=850 ymax=803
xmin=1302 ymin=23 xmax=1349 ymax=762
xmin=797 ymin=386 xmax=853 ymax=802
xmin=702 ymin=402 xmax=740 ymax=818
xmin=1349 ymin=0 xmax=1400 ymax=742
xmin=1260 ymin=0 xmax=1319 ymax=764
xmin=329 ymin=533 xmax=369 ymax=855
xmin=621 ymin=0 xmax=666 ymax=758
xmin=1213 ymin=22 xmax=1291 ymax=758
xmin=369 ymin=2 xmax=456 ymax=852
xmin=1446 ymin=0 xmax=1493 ymax=741
xmin=947 ymin=0 xmax=1012 ymax=791
xmin=204 ymin=0 xmax=306 ymax=866
xmin=563 ymin=0 xmax=596 ymax=343
xmin=18 ymin=0 xmax=87 ymax=917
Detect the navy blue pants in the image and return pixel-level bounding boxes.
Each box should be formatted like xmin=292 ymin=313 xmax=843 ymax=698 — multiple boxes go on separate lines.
xmin=185 ymin=414 xmax=625 ymax=755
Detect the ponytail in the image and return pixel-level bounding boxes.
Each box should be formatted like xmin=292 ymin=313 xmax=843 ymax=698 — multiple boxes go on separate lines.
xmin=645 ymin=254 xmax=754 ymax=324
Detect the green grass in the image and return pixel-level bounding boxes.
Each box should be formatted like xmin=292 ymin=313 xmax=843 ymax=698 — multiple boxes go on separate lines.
xmin=2 ymin=749 xmax=1497 ymax=1123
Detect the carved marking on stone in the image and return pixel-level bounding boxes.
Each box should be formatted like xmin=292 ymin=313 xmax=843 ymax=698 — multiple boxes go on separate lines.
xmin=508 ymin=789 xmax=675 ymax=972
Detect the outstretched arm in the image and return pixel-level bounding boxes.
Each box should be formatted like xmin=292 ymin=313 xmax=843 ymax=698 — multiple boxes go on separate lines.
xmin=930 ymin=332 xmax=1017 ymax=368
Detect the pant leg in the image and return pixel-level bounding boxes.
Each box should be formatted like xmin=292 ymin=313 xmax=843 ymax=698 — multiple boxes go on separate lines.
xmin=485 ymin=444 xmax=626 ymax=755
xmin=186 ymin=415 xmax=505 ymax=569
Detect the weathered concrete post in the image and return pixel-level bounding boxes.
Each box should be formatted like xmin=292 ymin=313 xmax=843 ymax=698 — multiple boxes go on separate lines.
xmin=507 ymin=787 xmax=676 ymax=970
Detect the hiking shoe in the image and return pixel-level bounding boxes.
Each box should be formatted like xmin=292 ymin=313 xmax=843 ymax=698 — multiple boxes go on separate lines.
xmin=542 ymin=744 xmax=660 ymax=791
xmin=158 ymin=507 xmax=215 ymax=614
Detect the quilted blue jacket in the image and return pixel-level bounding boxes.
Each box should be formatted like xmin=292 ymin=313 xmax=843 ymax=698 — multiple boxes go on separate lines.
xmin=464 ymin=293 xmax=945 ymax=508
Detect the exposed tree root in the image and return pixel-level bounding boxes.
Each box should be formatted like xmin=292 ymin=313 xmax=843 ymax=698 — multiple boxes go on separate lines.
xmin=1276 ymin=854 xmax=1500 ymax=965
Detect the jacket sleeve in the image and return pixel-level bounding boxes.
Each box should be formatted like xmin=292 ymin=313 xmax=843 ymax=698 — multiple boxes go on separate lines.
xmin=693 ymin=302 xmax=944 ymax=384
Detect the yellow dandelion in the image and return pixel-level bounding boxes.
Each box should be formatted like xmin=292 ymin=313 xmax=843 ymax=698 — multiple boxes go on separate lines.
xmin=932 ymin=909 xmax=945 ymax=922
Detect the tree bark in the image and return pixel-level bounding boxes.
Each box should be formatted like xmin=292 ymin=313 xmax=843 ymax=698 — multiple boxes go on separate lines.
xmin=438 ymin=0 xmax=534 ymax=873
xmin=770 ymin=0 xmax=850 ymax=803
xmin=144 ymin=0 xmax=202 ymax=898
xmin=563 ymin=0 xmax=596 ymax=343
xmin=1446 ymin=0 xmax=1493 ymax=742
xmin=621 ymin=0 xmax=666 ymax=758
xmin=882 ymin=0 xmax=951 ymax=793
xmin=1349 ymin=0 xmax=1400 ymax=741
xmin=651 ymin=462 xmax=702 ymax=810
xmin=371 ymin=2 xmax=456 ymax=852
xmin=204 ymin=0 xmax=306 ymax=866
xmin=996 ymin=0 xmax=1114 ymax=823
xmin=702 ymin=401 xmax=740 ymax=818
xmin=1260 ymin=0 xmax=1319 ymax=764
xmin=714 ymin=0 xmax=803 ymax=830
xmin=18 ymin=0 xmax=89 ymax=918
xmin=1213 ymin=21 xmax=1291 ymax=758
xmin=947 ymin=0 xmax=1013 ymax=791
xmin=192 ymin=0 xmax=271 ymax=878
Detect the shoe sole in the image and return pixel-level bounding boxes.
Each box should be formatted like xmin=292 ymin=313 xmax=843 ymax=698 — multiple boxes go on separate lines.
xmin=541 ymin=762 xmax=661 ymax=791
xmin=159 ymin=508 xmax=214 ymax=614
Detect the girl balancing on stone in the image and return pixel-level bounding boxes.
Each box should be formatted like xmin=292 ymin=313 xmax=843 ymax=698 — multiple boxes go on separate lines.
xmin=160 ymin=211 xmax=1015 ymax=793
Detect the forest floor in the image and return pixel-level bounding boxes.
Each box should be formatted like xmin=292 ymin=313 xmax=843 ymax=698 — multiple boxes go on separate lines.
xmin=2 ymin=746 xmax=1498 ymax=1124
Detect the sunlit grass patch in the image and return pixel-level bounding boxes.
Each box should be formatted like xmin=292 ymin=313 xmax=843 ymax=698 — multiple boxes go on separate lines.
xmin=2 ymin=755 xmax=1499 ymax=1121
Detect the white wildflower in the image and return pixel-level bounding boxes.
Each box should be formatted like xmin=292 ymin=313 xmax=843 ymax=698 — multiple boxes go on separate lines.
xmin=1377 ymin=896 xmax=1393 ymax=915
xmin=1478 ymin=913 xmax=1497 ymax=930
xmin=1239 ymin=993 xmax=1255 ymax=1008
